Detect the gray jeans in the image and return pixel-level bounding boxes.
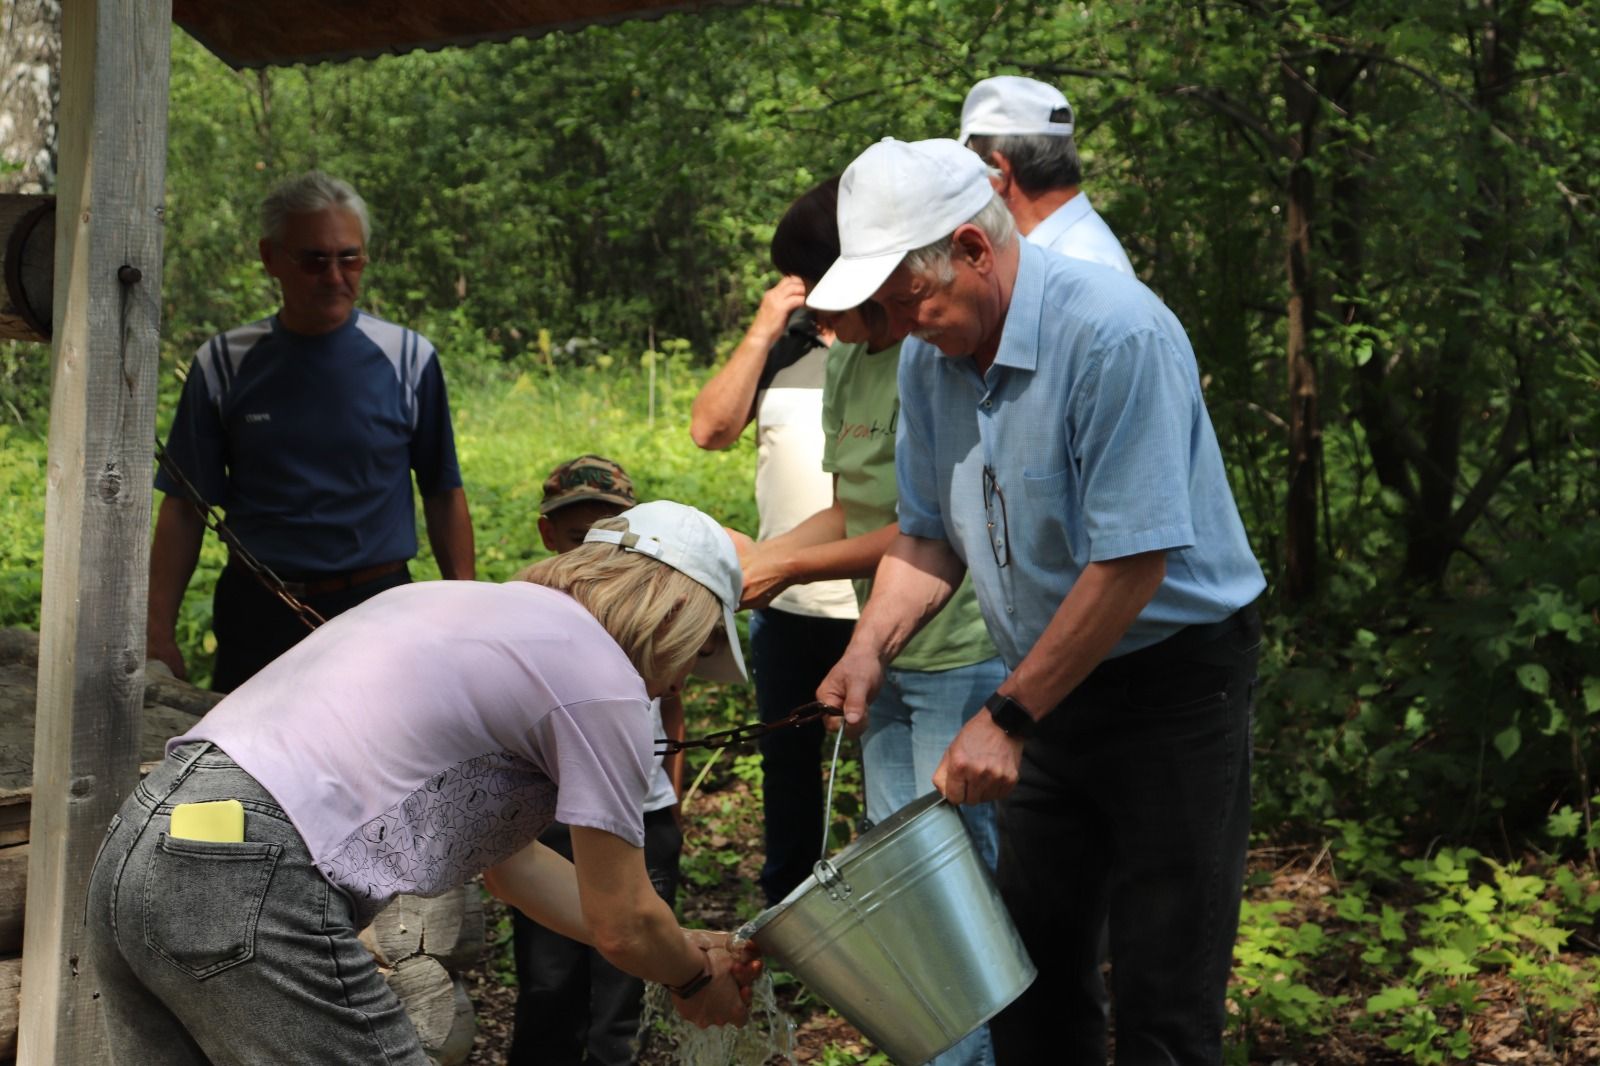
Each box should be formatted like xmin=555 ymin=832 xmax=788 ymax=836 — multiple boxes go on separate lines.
xmin=86 ymin=742 xmax=428 ymax=1065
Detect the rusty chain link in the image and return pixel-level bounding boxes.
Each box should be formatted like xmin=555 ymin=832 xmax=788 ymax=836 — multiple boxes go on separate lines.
xmin=153 ymin=438 xmax=327 ymax=633
xmin=655 ymin=701 xmax=843 ymax=756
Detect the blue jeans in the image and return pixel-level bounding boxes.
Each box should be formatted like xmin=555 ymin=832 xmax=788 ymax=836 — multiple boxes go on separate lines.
xmin=85 ymin=743 xmax=427 ymax=1065
xmin=990 ymin=608 xmax=1261 ymax=1066
xmin=862 ymin=657 xmax=1004 ymax=868
xmin=750 ymin=606 xmax=855 ymax=905
xmin=863 ymin=655 xmax=1005 ymax=1066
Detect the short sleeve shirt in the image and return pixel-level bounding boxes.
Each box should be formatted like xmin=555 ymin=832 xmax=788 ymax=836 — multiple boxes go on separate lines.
xmin=821 ymin=340 xmax=995 ymax=672
xmin=895 ymin=242 xmax=1266 ymax=668
xmin=171 ymin=581 xmax=652 ymax=925
xmin=155 ymin=311 xmax=464 ymax=573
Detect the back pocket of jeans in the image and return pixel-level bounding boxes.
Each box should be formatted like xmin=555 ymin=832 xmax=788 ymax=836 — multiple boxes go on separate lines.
xmin=143 ymin=834 xmax=282 ymax=979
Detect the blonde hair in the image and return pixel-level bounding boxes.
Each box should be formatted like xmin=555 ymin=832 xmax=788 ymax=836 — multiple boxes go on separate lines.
xmin=514 ymin=517 xmax=724 ymax=688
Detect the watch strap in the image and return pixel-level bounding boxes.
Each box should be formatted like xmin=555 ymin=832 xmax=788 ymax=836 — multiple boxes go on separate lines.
xmin=983 ymin=690 xmax=1035 ymax=739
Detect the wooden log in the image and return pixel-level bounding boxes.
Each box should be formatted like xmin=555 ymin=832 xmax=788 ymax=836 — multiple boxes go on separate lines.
xmin=359 ymin=885 xmax=485 ymax=974
xmin=0 ymin=954 xmax=20 ymax=1060
xmin=19 ymin=1 xmax=173 ymax=1062
xmin=434 ymin=978 xmax=476 ymax=1066
xmin=0 ymin=796 xmax=27 ymax=850
xmin=0 ymin=846 xmax=26 ymax=955
xmin=386 ymin=955 xmax=456 ymax=1062
xmin=0 ymin=194 xmax=54 ymax=342
xmin=442 ymin=884 xmax=486 ymax=974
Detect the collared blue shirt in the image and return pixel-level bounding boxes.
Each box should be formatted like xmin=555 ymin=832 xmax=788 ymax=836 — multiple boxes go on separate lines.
xmin=1026 ymin=191 xmax=1135 ymax=277
xmin=895 ymin=241 xmax=1265 ymax=668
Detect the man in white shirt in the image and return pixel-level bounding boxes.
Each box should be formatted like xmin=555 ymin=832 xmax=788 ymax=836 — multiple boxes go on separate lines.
xmin=960 ymin=75 xmax=1135 ymax=276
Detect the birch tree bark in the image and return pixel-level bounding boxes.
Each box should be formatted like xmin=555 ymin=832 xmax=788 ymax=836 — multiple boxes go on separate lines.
xmin=0 ymin=0 xmax=61 ymax=194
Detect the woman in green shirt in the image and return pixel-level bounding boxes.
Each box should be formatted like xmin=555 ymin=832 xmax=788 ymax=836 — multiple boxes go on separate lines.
xmin=740 ymin=178 xmax=1004 ymax=866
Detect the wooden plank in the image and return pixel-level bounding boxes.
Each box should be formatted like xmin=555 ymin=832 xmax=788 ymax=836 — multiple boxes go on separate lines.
xmin=170 ymin=0 xmax=746 ymax=71
xmin=18 ymin=1 xmax=172 ymax=1063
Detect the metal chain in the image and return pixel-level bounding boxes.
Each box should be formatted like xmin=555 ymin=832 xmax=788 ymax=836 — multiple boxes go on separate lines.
xmin=152 ymin=438 xmax=327 ymax=632
xmin=655 ymin=701 xmax=843 ymax=756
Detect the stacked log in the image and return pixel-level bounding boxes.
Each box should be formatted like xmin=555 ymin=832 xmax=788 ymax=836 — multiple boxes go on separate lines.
xmin=0 ymin=628 xmax=486 ymax=1064
xmin=360 ymin=887 xmax=485 ymax=1065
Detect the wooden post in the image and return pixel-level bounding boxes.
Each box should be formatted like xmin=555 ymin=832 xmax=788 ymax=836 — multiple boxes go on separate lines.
xmin=19 ymin=1 xmax=171 ymax=1063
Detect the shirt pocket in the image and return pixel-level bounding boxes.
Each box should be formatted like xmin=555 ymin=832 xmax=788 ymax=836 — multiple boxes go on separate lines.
xmin=142 ymin=834 xmax=282 ymax=980
xmin=1021 ymin=467 xmax=1070 ymax=498
xmin=1019 ymin=466 xmax=1085 ymax=565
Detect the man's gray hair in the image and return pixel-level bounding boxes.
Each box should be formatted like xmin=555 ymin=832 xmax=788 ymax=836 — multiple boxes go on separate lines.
xmin=260 ymin=171 xmax=371 ymax=245
xmin=903 ymin=193 xmax=1017 ymax=286
xmin=964 ymin=133 xmax=1083 ymax=195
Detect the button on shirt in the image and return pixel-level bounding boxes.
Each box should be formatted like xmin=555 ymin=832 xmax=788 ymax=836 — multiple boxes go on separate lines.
xmin=1026 ymin=191 xmax=1135 ymax=277
xmin=894 ymin=241 xmax=1265 ymax=668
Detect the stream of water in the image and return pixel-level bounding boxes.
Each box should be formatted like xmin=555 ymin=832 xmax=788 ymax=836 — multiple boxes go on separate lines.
xmin=636 ymin=972 xmax=797 ymax=1065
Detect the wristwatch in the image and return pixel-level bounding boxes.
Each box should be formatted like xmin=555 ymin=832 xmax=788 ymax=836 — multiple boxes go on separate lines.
xmin=984 ymin=691 xmax=1035 ymax=739
xmin=667 ymin=955 xmax=714 ymax=999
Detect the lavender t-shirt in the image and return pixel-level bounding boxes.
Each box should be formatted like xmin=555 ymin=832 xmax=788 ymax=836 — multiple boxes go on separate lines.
xmin=171 ymin=581 xmax=654 ymax=925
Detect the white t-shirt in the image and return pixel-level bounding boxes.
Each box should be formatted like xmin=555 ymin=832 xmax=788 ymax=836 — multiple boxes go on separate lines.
xmin=173 ymin=581 xmax=656 ymax=924
xmin=642 ymin=698 xmax=676 ymax=813
xmin=754 ymin=344 xmax=858 ymax=619
xmin=1026 ymin=191 xmax=1135 ymax=276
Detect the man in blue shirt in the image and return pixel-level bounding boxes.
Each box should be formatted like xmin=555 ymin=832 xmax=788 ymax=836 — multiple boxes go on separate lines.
xmin=959 ymin=75 xmax=1135 ymax=276
xmin=811 ymin=139 xmax=1266 ymax=1065
xmin=148 ymin=171 xmax=475 ymax=691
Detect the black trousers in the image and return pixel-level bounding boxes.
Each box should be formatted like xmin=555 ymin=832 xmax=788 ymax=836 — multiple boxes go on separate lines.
xmin=209 ymin=561 xmax=411 ymax=693
xmin=749 ymin=607 xmax=856 ymax=905
xmin=508 ymin=810 xmax=684 ymax=1066
xmin=990 ymin=607 xmax=1261 ymax=1066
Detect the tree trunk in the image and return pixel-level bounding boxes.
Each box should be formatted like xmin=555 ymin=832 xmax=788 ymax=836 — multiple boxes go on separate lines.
xmin=1401 ymin=0 xmax=1526 ymax=584
xmin=1281 ymin=59 xmax=1320 ymax=603
xmin=0 ymin=0 xmax=62 ymax=194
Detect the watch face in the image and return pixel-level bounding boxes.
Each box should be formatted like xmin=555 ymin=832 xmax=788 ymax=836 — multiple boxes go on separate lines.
xmin=986 ymin=693 xmax=1033 ymax=737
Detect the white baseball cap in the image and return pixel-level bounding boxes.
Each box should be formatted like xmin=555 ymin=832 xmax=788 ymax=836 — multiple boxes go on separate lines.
xmin=959 ymin=75 xmax=1075 ymax=145
xmin=583 ymin=500 xmax=748 ymax=683
xmin=806 ymin=138 xmax=993 ymax=313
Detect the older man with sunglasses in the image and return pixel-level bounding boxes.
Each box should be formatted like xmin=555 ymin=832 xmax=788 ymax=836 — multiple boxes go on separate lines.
xmin=813 ymin=139 xmax=1266 ymax=1066
xmin=148 ymin=170 xmax=475 ymax=691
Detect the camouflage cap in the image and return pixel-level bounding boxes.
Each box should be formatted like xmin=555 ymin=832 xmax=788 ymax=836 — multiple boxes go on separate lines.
xmin=539 ymin=454 xmax=637 ymax=515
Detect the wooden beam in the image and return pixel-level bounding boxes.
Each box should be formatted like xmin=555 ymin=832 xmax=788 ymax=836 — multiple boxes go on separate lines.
xmin=0 ymin=194 xmax=54 ymax=341
xmin=19 ymin=0 xmax=171 ymax=1063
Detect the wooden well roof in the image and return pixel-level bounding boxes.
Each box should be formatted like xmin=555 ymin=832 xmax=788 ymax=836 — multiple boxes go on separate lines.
xmin=171 ymin=0 xmax=743 ymax=69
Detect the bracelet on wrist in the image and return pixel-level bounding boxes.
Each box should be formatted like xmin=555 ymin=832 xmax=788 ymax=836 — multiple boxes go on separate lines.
xmin=666 ymin=954 xmax=714 ymax=999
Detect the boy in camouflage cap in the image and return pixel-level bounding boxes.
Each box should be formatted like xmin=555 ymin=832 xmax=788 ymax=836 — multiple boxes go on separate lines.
xmin=537 ymin=454 xmax=638 ymax=553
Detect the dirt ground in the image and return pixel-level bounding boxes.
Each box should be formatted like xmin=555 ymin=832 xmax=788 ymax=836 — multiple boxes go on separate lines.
xmin=456 ymin=778 xmax=1600 ymax=1065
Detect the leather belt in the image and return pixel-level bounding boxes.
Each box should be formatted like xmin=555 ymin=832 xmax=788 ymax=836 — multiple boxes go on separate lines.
xmin=1090 ymin=603 xmax=1261 ymax=684
xmin=230 ymin=557 xmax=407 ymax=598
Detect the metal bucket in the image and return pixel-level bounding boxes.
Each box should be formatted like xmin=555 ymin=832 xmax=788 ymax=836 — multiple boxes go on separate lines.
xmin=738 ymin=792 xmax=1035 ymax=1065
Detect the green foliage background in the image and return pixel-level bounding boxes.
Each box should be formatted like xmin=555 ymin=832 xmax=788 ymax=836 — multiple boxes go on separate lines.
xmin=3 ymin=3 xmax=1599 ymax=1055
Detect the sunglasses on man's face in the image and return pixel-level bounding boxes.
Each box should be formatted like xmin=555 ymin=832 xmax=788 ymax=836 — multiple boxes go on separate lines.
xmin=283 ymin=246 xmax=368 ymax=275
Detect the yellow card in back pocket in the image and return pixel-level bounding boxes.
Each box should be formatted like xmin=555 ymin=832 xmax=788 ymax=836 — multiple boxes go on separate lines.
xmin=170 ymin=799 xmax=245 ymax=843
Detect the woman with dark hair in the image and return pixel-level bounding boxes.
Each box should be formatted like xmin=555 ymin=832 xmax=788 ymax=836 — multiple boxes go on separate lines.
xmin=747 ymin=177 xmax=1005 ymax=1066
